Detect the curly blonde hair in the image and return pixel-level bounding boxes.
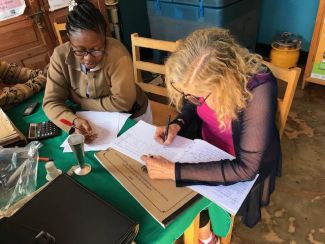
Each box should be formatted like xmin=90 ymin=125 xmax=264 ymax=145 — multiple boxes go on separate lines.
xmin=165 ymin=28 xmax=264 ymax=128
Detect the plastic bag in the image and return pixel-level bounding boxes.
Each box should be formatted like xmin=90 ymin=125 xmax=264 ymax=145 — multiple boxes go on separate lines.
xmin=0 ymin=141 xmax=42 ymax=213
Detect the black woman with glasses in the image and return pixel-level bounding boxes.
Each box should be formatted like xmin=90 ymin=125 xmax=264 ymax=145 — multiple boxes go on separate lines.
xmin=43 ymin=0 xmax=150 ymax=143
xmin=141 ymin=28 xmax=281 ymax=244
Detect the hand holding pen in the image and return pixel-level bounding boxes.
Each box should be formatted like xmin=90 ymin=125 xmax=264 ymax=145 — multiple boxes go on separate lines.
xmin=164 ymin=115 xmax=171 ymax=142
xmin=154 ymin=115 xmax=181 ymax=145
xmin=60 ymin=118 xmax=98 ymax=143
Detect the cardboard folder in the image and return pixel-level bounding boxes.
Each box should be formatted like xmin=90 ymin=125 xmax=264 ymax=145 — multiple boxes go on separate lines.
xmin=95 ymin=148 xmax=200 ymax=228
xmin=0 ymin=174 xmax=138 ymax=244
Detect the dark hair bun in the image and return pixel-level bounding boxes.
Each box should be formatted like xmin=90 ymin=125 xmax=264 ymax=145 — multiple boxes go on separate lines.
xmin=66 ymin=0 xmax=107 ymax=36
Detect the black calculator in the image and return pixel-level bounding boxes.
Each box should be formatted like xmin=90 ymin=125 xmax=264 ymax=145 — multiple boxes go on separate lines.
xmin=28 ymin=121 xmax=60 ymax=140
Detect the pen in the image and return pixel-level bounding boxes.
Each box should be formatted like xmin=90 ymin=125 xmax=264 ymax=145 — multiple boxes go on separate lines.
xmin=164 ymin=115 xmax=171 ymax=142
xmin=60 ymin=119 xmax=76 ymax=135
xmin=38 ymin=157 xmax=52 ymax=162
xmin=60 ymin=118 xmax=96 ymax=140
xmin=60 ymin=118 xmax=81 ymax=134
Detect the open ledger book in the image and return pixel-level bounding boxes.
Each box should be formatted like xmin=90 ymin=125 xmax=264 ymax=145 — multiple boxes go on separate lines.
xmin=96 ymin=121 xmax=257 ymax=226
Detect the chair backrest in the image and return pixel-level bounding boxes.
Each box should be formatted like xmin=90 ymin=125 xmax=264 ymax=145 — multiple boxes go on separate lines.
xmin=262 ymin=61 xmax=301 ymax=138
xmin=131 ymin=33 xmax=179 ymax=125
xmin=53 ymin=22 xmax=66 ymax=45
xmin=131 ymin=33 xmax=179 ymax=96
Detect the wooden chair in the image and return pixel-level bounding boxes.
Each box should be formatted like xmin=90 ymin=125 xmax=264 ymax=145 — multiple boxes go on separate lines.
xmin=131 ymin=33 xmax=178 ymax=125
xmin=53 ymin=22 xmax=66 ymax=45
xmin=263 ymin=61 xmax=301 ymax=138
xmin=183 ymin=214 xmax=234 ymax=244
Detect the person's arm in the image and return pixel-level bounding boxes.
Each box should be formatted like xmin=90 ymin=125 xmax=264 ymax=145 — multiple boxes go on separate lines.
xmin=42 ymin=53 xmax=77 ymax=132
xmin=0 ymin=60 xmax=46 ymax=107
xmin=0 ymin=60 xmax=45 ymax=85
xmin=175 ymin=79 xmax=279 ymax=186
xmin=79 ymin=55 xmax=137 ymax=112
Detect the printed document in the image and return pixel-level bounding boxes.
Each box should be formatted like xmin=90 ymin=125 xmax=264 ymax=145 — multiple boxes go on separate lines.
xmin=109 ymin=121 xmax=258 ymax=215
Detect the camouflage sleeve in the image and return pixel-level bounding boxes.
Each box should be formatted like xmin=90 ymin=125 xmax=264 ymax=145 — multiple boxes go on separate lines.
xmin=0 ymin=60 xmax=46 ymax=107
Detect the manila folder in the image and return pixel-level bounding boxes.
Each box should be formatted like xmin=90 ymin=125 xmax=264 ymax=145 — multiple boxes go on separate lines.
xmin=95 ymin=148 xmax=200 ymax=228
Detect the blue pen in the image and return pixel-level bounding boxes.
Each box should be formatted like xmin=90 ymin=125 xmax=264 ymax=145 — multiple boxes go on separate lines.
xmin=164 ymin=115 xmax=171 ymax=142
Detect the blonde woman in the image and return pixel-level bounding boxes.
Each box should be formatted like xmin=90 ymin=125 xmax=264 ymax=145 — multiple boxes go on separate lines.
xmin=141 ymin=28 xmax=281 ymax=243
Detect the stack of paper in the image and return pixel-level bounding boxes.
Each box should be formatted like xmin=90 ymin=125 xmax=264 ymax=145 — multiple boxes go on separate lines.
xmin=61 ymin=111 xmax=131 ymax=152
xmin=108 ymin=121 xmax=258 ymax=215
xmin=0 ymin=108 xmax=26 ymax=147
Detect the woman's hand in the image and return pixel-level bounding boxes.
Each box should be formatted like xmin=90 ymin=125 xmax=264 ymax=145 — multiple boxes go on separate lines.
xmin=154 ymin=124 xmax=181 ymax=145
xmin=73 ymin=117 xmax=97 ymax=143
xmin=140 ymin=155 xmax=175 ymax=180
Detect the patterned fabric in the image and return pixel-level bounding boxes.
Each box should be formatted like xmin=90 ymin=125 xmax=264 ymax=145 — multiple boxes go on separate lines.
xmin=0 ymin=61 xmax=46 ymax=108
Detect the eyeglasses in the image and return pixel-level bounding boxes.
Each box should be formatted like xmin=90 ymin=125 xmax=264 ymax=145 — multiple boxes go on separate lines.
xmin=72 ymin=49 xmax=105 ymax=57
xmin=170 ymin=82 xmax=211 ymax=106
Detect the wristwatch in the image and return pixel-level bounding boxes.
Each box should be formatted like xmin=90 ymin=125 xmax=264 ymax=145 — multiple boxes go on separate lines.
xmin=171 ymin=118 xmax=185 ymax=128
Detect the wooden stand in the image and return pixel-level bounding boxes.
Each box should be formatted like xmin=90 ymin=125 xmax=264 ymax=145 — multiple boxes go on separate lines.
xmin=302 ymin=0 xmax=325 ymax=88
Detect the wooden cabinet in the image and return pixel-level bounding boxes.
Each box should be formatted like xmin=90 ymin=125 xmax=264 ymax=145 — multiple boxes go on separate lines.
xmin=0 ymin=0 xmax=110 ymax=69
xmin=303 ymin=0 xmax=325 ymax=88
xmin=0 ymin=0 xmax=55 ymax=69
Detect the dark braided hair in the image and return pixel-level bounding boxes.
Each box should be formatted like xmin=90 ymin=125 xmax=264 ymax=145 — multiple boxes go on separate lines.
xmin=66 ymin=0 xmax=107 ymax=37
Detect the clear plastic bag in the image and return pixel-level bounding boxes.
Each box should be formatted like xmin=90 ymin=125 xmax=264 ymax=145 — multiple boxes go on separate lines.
xmin=0 ymin=141 xmax=42 ymax=213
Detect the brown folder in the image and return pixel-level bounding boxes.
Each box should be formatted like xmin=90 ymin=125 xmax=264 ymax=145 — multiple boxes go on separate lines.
xmin=95 ymin=148 xmax=200 ymax=228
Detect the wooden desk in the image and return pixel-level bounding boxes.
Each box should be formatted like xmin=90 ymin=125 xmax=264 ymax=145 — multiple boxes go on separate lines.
xmin=6 ymin=91 xmax=232 ymax=243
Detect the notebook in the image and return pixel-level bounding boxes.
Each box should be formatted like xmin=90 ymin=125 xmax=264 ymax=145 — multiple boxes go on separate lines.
xmin=3 ymin=174 xmax=138 ymax=244
xmin=0 ymin=108 xmax=26 ymax=147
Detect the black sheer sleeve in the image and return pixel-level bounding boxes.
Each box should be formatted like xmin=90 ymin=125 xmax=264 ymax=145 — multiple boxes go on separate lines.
xmin=175 ymin=78 xmax=279 ymax=186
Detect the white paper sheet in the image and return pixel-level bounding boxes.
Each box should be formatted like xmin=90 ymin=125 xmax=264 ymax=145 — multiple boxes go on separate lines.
xmin=0 ymin=0 xmax=26 ymax=21
xmin=109 ymin=120 xmax=192 ymax=162
xmin=108 ymin=121 xmax=258 ymax=215
xmin=61 ymin=111 xmax=131 ymax=152
xmin=177 ymin=139 xmax=258 ymax=214
xmin=48 ymin=0 xmax=68 ymax=12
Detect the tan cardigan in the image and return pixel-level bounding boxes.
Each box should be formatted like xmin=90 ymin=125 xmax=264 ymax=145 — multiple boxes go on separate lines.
xmin=43 ymin=37 xmax=148 ymax=132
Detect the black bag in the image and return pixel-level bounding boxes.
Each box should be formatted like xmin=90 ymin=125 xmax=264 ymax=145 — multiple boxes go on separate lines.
xmin=3 ymin=174 xmax=138 ymax=244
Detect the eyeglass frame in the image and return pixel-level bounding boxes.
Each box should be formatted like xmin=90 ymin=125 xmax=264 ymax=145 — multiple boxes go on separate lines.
xmin=169 ymin=81 xmax=211 ymax=106
xmin=71 ymin=48 xmax=106 ymax=57
xmin=68 ymin=33 xmax=106 ymax=57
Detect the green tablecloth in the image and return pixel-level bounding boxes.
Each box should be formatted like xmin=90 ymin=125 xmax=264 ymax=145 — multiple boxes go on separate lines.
xmin=6 ymin=91 xmax=231 ymax=243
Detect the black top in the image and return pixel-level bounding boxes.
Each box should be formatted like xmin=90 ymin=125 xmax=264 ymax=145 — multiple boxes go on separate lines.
xmin=173 ymin=70 xmax=282 ymax=227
